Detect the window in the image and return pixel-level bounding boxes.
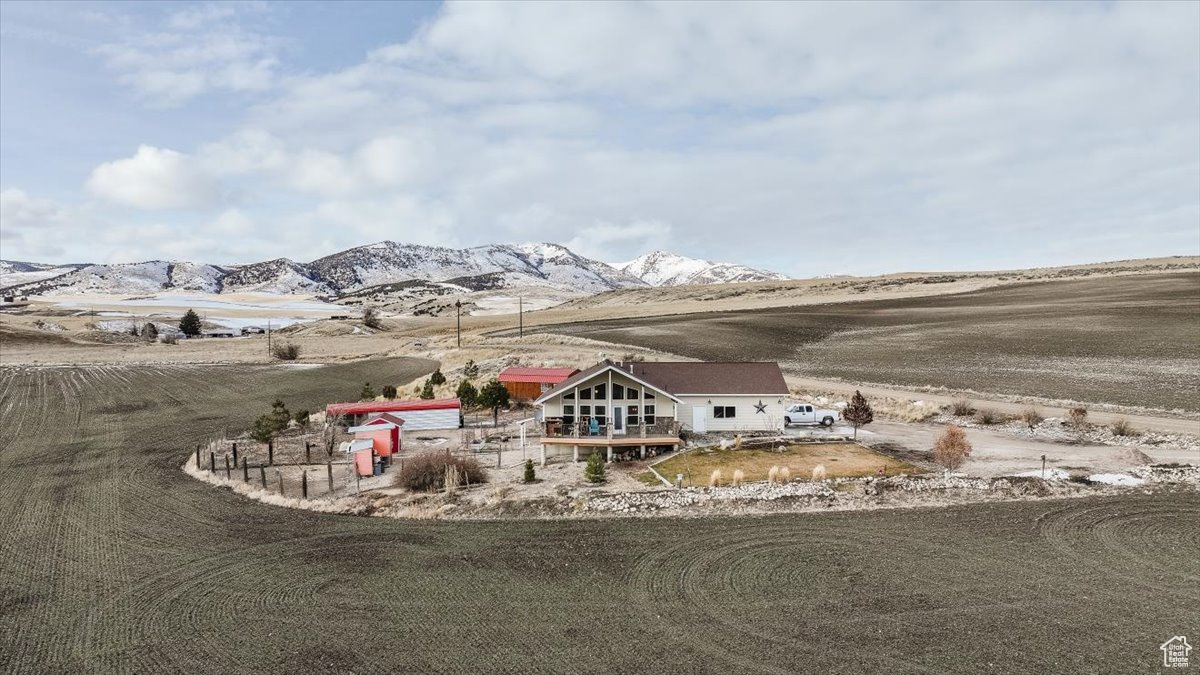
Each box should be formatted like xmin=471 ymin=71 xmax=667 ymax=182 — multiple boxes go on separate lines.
xmin=593 ymin=405 xmax=606 ymax=424
xmin=579 ymin=388 xmax=591 ymax=400
xmin=626 ymin=405 xmax=639 ymax=426
xmin=612 ymin=384 xmax=625 ymax=400
xmin=593 ymin=383 xmax=606 ymax=400
xmin=714 ymin=406 xmax=736 ymax=419
xmin=644 ymin=405 xmax=656 ymax=424
xmin=644 ymin=391 xmax=655 ymax=400
xmin=564 ymin=392 xmax=575 ymax=400
xmin=579 ymin=405 xmax=591 ymax=417
xmin=563 ymin=405 xmax=575 ymax=425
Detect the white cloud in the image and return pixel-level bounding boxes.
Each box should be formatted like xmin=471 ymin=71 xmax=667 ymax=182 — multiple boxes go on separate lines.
xmin=566 ymin=219 xmax=673 ymax=262
xmin=95 ymin=4 xmax=278 ymax=105
xmin=86 ymin=145 xmax=220 ymax=210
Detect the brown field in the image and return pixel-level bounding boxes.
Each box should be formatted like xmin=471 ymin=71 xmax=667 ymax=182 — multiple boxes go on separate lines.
xmin=2 ymin=360 xmax=1198 ymax=673
xmin=654 ymin=442 xmax=918 ymax=487
xmin=539 ymin=272 xmax=1200 ymax=412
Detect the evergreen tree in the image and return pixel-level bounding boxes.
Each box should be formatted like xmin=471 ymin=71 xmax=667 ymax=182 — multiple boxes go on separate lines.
xmin=179 ymin=309 xmax=202 ymax=337
xmin=382 ymin=384 xmax=398 ymax=400
xmin=250 ymin=415 xmax=277 ymax=443
xmin=294 ymin=410 xmax=310 ymax=427
xmin=429 ymin=369 xmax=446 ymax=386
xmin=462 ymin=360 xmax=480 ymax=378
xmin=270 ymin=399 xmax=292 ymax=431
xmin=523 ymin=459 xmax=536 ymax=483
xmin=419 ymin=380 xmax=435 ymax=399
xmin=478 ymin=378 xmax=510 ymax=425
xmin=842 ymin=390 xmax=874 ymax=439
xmin=584 ymin=451 xmax=606 ymax=483
xmin=359 ymin=382 xmax=377 ymax=401
xmin=455 ymin=380 xmax=479 ymax=408
xmin=142 ymin=322 xmax=158 ymax=340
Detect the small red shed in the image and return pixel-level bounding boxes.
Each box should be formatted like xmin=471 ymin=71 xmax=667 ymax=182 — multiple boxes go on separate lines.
xmin=498 ymin=367 xmax=580 ymax=400
xmin=347 ymin=412 xmax=404 ymax=457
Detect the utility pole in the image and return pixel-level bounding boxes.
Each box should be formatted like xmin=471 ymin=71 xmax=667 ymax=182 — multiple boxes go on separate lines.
xmin=267 ymin=319 xmax=271 ymax=358
xmin=518 ymin=296 xmax=523 ymax=338
xmin=455 ymin=299 xmax=462 ymax=348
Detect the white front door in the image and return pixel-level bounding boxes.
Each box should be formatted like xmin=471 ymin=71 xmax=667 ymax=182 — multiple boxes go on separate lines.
xmin=692 ymin=406 xmax=707 ymax=433
xmin=613 ymin=406 xmax=625 ymax=434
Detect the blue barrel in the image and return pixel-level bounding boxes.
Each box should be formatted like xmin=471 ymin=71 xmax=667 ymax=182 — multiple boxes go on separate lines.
xmin=373 ymin=460 xmax=382 ymax=476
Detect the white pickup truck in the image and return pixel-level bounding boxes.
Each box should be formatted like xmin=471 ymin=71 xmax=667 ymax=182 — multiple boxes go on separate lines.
xmin=784 ymin=404 xmax=840 ymax=427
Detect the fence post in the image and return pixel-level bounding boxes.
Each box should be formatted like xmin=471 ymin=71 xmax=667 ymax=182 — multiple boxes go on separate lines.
xmin=225 ymin=455 xmax=231 ymax=480
xmin=268 ymin=440 xmax=274 ymax=466
xmin=277 ymin=470 xmax=284 ymax=496
xmin=327 ymin=460 xmax=333 ymax=493
xmin=243 ymin=458 xmax=249 ymax=482
xmin=305 ymin=441 xmax=311 ymax=465
xmin=232 ymin=442 xmax=238 ymax=466
xmin=209 ymin=452 xmax=215 ymax=473
xmin=195 ymin=444 xmax=201 ymax=468
xmin=259 ymin=466 xmax=267 ymax=489
xmin=302 ymin=470 xmax=308 ymax=500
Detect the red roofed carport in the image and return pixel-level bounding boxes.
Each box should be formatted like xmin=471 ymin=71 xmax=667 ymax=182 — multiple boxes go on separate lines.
xmin=326 ymin=398 xmax=462 ymax=430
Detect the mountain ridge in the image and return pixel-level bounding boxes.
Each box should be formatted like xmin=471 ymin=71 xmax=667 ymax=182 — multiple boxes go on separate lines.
xmin=0 ymin=241 xmax=789 ymax=296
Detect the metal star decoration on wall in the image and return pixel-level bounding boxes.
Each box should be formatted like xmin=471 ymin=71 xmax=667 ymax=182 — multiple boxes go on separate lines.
xmin=754 ymin=400 xmax=767 ymax=414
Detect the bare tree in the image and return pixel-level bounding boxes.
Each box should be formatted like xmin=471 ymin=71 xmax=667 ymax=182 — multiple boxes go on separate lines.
xmin=932 ymin=424 xmax=972 ymax=474
xmin=323 ymin=413 xmax=346 ymax=457
xmin=362 ymin=307 xmax=384 ymax=330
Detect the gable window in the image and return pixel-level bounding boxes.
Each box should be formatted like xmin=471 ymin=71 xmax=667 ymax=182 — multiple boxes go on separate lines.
xmin=644 ymin=391 xmax=655 ymax=400
xmin=612 ymin=384 xmax=625 ymax=400
xmin=564 ymin=392 xmax=575 ymax=400
xmin=713 ymin=406 xmax=736 ymax=419
xmin=579 ymin=388 xmax=592 ymax=400
xmin=593 ymin=383 xmax=606 ymax=400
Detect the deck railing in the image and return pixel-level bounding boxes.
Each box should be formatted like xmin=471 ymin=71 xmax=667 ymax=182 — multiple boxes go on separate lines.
xmin=541 ymin=418 xmax=681 ymax=439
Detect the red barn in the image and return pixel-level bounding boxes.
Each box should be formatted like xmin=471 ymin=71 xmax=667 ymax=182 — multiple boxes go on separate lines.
xmin=498 ymin=367 xmax=580 ymax=400
xmin=347 ymin=412 xmax=405 ymax=457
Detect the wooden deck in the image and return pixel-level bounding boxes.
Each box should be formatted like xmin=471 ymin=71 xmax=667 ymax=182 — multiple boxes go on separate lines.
xmin=539 ymin=435 xmax=681 ymax=447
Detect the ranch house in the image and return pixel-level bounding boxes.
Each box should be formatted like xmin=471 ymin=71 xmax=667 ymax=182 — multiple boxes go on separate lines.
xmin=535 ymin=359 xmax=789 ymax=463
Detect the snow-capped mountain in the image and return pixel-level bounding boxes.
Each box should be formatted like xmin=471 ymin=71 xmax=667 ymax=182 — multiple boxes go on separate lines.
xmin=0 ymin=242 xmax=783 ymax=297
xmin=615 ymin=250 xmax=789 ymax=286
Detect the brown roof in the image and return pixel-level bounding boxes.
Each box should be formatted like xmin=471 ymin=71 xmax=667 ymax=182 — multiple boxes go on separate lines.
xmin=537 ymin=359 xmax=787 ymax=401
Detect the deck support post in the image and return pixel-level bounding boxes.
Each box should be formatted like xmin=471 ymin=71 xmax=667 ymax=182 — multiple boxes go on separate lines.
xmin=540 ymin=444 xmax=546 ymax=467
xmin=640 ymin=445 xmax=646 ymax=460
xmin=573 ymin=445 xmax=579 ymax=463
xmin=606 ymin=446 xmax=613 ymax=464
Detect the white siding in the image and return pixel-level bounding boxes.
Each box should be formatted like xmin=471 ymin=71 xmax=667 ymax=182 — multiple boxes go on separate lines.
xmin=676 ymin=395 xmax=786 ymax=433
xmin=393 ymin=408 xmax=461 ymax=431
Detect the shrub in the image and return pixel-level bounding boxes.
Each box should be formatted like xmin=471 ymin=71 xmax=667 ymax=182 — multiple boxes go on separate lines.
xmin=584 ymin=452 xmax=606 ymax=483
xmin=294 ymin=410 xmax=310 ymax=427
xmin=250 ymin=416 xmax=278 ymax=443
xmin=462 ymin=359 xmax=480 ymax=378
xmin=429 ymin=369 xmax=446 ymax=386
xmin=359 ymin=382 xmax=376 ymax=401
xmin=731 ymin=469 xmax=745 ymax=486
xmin=129 ymin=323 xmax=140 ymax=336
xmin=812 ymin=465 xmax=828 ymax=481
xmin=933 ymin=425 xmax=972 ymax=472
xmin=842 ymin=390 xmax=874 ymax=439
xmin=1067 ymin=407 xmax=1088 ymax=429
xmin=1110 ymin=418 xmax=1138 ymax=437
xmin=973 ymin=408 xmax=1000 ymax=425
xmin=1020 ymin=406 xmax=1044 ymax=430
xmin=778 ymin=466 xmax=791 ymax=482
xmin=382 ymin=384 xmax=398 ymax=400
xmin=361 ymin=307 xmax=384 ymax=330
xmin=768 ymin=466 xmax=780 ymax=483
xmin=271 ymin=342 xmax=300 ymax=360
xmin=950 ymin=399 xmax=974 ymax=416
xmin=142 ymin=323 xmax=158 ymax=341
xmin=456 ymin=380 xmax=479 ymax=408
xmin=708 ymin=469 xmax=722 ymax=488
xmin=179 ymin=309 xmax=202 ymax=337
xmin=394 ymin=452 xmax=486 ymax=492
xmin=161 ymin=333 xmax=179 ymax=345
xmin=523 ymin=459 xmax=536 ymax=483
xmin=419 ymin=380 xmax=435 ymax=399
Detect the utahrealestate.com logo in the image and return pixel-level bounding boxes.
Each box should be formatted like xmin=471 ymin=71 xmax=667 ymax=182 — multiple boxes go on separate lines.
xmin=1162 ymin=636 xmax=1191 ymax=668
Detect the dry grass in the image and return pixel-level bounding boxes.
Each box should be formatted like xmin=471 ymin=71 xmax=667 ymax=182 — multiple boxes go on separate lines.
xmin=973 ymin=408 xmax=1002 ymax=425
xmin=655 ymin=443 xmax=917 ymax=488
xmin=951 ymin=399 xmax=974 ymax=416
xmin=1110 ymin=418 xmax=1139 ymax=437
xmin=731 ymin=469 xmax=745 ymax=486
xmin=708 ymin=470 xmax=722 ymax=488
xmin=812 ymin=465 xmax=828 ymax=481
xmin=1020 ymin=406 xmax=1044 ymax=429
xmin=1067 ymin=407 xmax=1089 ymax=429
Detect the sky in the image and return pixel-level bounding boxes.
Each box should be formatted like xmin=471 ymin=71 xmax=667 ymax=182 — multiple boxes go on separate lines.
xmin=1 ymin=0 xmax=1197 ymax=277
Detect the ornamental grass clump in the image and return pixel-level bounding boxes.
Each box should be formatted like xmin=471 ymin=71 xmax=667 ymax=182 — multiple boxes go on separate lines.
xmin=394 ymin=452 xmax=486 ymax=492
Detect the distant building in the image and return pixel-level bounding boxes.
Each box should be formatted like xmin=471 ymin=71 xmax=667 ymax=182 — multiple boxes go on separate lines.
xmin=498 ymin=367 xmax=581 ymax=400
xmin=240 ymin=326 xmax=265 ymax=335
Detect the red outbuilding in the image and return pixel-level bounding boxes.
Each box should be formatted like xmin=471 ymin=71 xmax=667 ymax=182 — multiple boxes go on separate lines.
xmin=498 ymin=367 xmax=581 ymax=400
xmin=326 ymin=398 xmax=462 ymax=430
